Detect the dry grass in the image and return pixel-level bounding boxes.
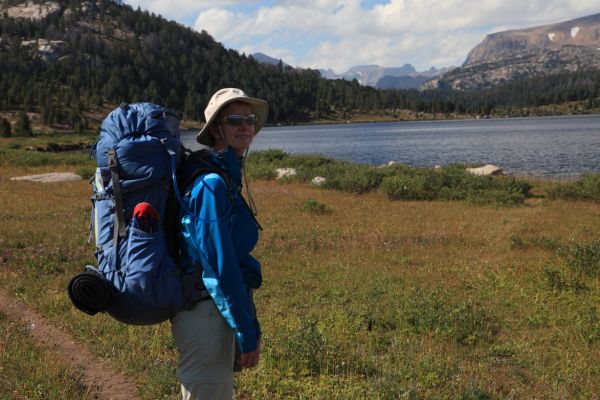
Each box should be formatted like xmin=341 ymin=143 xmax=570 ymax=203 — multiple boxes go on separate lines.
xmin=1 ymin=165 xmax=599 ymax=399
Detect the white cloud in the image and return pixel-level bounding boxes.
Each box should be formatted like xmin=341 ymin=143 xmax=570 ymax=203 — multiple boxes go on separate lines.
xmin=123 ymin=0 xmax=260 ymax=20
xmin=129 ymin=0 xmax=600 ymax=72
xmin=194 ymin=8 xmax=253 ymax=44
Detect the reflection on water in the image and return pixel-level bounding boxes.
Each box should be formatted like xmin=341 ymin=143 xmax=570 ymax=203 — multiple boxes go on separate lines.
xmin=182 ymin=114 xmax=600 ymax=179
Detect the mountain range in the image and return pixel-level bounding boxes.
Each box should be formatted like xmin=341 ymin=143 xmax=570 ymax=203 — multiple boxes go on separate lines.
xmin=251 ymin=55 xmax=454 ymax=90
xmin=253 ymin=13 xmax=600 ymax=92
xmin=318 ymin=64 xmax=454 ymax=89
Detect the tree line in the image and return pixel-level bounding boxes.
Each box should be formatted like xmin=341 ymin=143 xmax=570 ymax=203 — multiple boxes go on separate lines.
xmin=1 ymin=0 xmax=599 ymax=131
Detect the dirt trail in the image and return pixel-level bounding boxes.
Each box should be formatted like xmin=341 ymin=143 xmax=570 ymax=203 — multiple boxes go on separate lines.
xmin=0 ymin=289 xmax=140 ymax=400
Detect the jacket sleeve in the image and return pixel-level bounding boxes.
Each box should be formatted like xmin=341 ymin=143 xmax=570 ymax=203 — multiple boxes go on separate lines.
xmin=181 ymin=173 xmax=260 ymax=353
xmin=239 ymin=254 xmax=262 ymax=289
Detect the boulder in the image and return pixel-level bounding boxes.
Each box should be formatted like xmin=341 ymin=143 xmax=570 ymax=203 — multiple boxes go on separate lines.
xmin=311 ymin=176 xmax=326 ymax=186
xmin=11 ymin=172 xmax=82 ymax=183
xmin=275 ymin=168 xmax=297 ymax=179
xmin=377 ymin=160 xmax=397 ymax=168
xmin=466 ymin=164 xmax=504 ymax=176
xmin=81 ymin=1 xmax=98 ymax=14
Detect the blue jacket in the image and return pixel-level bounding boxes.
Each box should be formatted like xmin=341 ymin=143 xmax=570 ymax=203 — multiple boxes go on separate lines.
xmin=179 ymin=149 xmax=261 ymax=353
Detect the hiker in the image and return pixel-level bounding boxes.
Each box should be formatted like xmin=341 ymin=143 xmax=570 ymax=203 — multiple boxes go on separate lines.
xmin=171 ymin=88 xmax=268 ymax=400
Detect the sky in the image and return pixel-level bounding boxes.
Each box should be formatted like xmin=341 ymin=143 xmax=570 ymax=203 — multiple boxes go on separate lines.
xmin=122 ymin=0 xmax=599 ymax=73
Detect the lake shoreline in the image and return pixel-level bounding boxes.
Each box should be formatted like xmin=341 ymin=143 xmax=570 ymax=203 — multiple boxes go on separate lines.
xmin=182 ymin=114 xmax=600 ymax=180
xmin=180 ymin=110 xmax=600 ymax=130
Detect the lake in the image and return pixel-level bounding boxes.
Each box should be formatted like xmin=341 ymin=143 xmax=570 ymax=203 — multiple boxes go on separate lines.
xmin=182 ymin=114 xmax=600 ymax=179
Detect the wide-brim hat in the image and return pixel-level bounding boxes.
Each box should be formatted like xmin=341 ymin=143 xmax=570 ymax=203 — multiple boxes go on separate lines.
xmin=197 ymin=88 xmax=269 ymax=146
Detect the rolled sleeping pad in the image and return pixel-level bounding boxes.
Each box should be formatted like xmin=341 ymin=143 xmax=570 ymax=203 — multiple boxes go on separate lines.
xmin=68 ymin=268 xmax=112 ymax=316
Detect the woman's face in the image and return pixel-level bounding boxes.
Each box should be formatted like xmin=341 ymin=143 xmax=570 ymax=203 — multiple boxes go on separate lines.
xmin=210 ymin=101 xmax=255 ymax=156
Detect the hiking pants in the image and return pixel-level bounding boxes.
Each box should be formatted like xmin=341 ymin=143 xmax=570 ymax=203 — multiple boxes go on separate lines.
xmin=171 ymin=299 xmax=236 ymax=400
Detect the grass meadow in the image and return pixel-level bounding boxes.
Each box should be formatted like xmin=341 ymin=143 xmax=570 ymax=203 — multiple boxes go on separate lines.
xmin=1 ymin=137 xmax=599 ymax=399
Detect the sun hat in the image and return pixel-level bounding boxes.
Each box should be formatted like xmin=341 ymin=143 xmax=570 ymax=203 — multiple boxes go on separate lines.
xmin=197 ymin=88 xmax=269 ymax=146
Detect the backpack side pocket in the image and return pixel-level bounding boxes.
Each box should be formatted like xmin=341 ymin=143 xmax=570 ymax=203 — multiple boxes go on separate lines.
xmin=125 ymin=227 xmax=183 ymax=310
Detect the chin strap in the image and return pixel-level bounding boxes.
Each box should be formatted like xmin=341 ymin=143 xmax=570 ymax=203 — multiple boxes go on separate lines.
xmin=217 ymin=125 xmax=229 ymax=148
xmin=241 ymin=148 xmax=259 ymax=216
xmin=215 ymin=125 xmax=260 ymax=221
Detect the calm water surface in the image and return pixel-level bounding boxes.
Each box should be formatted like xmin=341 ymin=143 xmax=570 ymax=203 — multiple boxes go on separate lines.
xmin=183 ymin=114 xmax=600 ymax=179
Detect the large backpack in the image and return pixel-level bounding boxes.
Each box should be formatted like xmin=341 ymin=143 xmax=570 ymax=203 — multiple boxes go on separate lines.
xmin=68 ymin=103 xmax=221 ymax=325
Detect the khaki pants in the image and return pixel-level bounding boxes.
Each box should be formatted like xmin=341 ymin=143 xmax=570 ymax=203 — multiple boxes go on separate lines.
xmin=171 ymin=299 xmax=236 ymax=400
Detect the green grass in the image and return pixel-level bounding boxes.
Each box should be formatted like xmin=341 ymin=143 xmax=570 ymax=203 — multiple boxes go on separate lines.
xmin=1 ymin=141 xmax=600 ymax=399
xmin=0 ymin=134 xmax=96 ymax=175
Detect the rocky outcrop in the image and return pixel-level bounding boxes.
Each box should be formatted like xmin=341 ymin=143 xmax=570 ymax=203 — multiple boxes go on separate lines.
xmin=4 ymin=1 xmax=62 ymax=20
xmin=421 ymin=13 xmax=600 ymax=91
xmin=21 ymin=39 xmax=65 ymax=63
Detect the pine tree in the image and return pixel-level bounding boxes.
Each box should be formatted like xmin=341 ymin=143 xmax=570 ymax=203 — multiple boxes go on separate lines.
xmin=15 ymin=112 xmax=32 ymax=136
xmin=0 ymin=117 xmax=11 ymax=138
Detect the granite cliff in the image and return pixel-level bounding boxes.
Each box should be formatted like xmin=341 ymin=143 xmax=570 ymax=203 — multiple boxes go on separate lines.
xmin=422 ymin=13 xmax=600 ymax=90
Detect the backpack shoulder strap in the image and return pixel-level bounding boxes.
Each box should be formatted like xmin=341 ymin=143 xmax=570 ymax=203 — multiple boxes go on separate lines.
xmin=107 ymin=149 xmax=126 ymax=245
xmin=183 ymin=149 xmax=262 ymax=230
xmin=181 ymin=148 xmax=234 ymax=200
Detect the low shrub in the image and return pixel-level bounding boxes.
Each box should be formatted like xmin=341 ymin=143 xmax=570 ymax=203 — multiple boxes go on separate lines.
xmin=266 ymin=316 xmax=340 ymax=376
xmin=381 ymin=173 xmax=433 ymax=200
xmin=247 ymin=150 xmax=532 ymax=204
xmin=246 ymin=163 xmax=277 ymax=180
xmin=543 ymin=267 xmax=571 ymax=292
xmin=301 ymin=198 xmax=332 ymax=214
xmin=249 ymin=148 xmax=288 ymax=163
xmin=548 ymin=173 xmax=600 ymax=202
xmin=75 ymin=166 xmax=95 ymax=180
xmin=569 ymin=241 xmax=600 ymax=278
xmin=466 ymin=188 xmax=526 ymax=206
xmin=381 ymin=165 xmax=531 ymax=205
xmin=460 ymin=386 xmax=494 ymax=400
xmin=542 ymin=240 xmax=600 ymax=293
xmin=322 ymin=165 xmax=383 ymax=194
xmin=404 ymin=290 xmax=500 ymax=346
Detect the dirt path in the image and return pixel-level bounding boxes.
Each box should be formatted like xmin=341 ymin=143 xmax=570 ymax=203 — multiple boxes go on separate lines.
xmin=0 ymin=289 xmax=140 ymax=400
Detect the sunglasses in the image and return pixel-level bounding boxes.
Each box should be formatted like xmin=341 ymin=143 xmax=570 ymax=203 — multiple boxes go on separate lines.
xmin=220 ymin=114 xmax=257 ymax=126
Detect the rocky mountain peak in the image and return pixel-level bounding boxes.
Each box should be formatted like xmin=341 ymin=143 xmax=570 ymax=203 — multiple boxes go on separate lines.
xmin=464 ymin=13 xmax=600 ymax=66
xmin=423 ymin=12 xmax=600 ymax=91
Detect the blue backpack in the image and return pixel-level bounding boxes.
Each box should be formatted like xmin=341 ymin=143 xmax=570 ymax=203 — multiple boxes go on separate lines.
xmin=68 ymin=103 xmax=218 ymax=325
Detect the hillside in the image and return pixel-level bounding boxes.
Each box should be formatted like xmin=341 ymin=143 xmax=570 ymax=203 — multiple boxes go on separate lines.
xmin=0 ymin=1 xmax=599 ymax=132
xmin=0 ymin=0 xmax=406 ymax=128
